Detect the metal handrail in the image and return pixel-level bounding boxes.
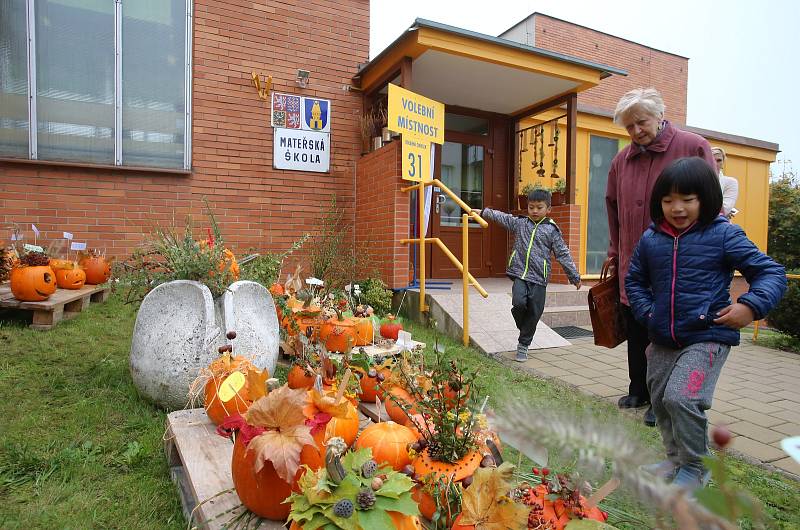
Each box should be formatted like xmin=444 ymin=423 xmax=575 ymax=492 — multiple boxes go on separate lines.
xmin=400 ymin=178 xmax=488 ymax=346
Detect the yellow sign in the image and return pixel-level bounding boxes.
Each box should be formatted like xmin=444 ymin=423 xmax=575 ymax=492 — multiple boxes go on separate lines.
xmin=388 ymin=84 xmax=444 ymax=145
xmin=401 ymin=135 xmax=431 ymax=182
xmin=217 ymin=371 xmax=246 ymax=402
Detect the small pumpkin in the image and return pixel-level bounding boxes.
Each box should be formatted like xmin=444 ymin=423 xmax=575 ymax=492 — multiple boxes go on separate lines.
xmin=352 ymin=317 xmax=374 ymax=346
xmin=355 ymin=421 xmax=417 ymax=471
xmin=319 ymin=317 xmax=357 ymax=353
xmin=287 ymin=364 xmax=316 ymax=389
xmin=48 ymin=258 xmax=74 ymax=270
xmin=379 ymin=314 xmax=403 ymax=340
xmin=358 ymin=367 xmax=390 ymax=403
xmin=79 ymin=255 xmax=112 ymax=284
xmin=203 ymin=355 xmax=262 ymax=425
xmin=269 ymin=282 xmax=284 ymax=296
xmin=10 ymin=266 xmax=56 ymax=301
xmin=55 ymin=267 xmax=86 ymax=289
xmin=384 ymin=386 xmax=417 ymax=424
xmin=312 ymin=400 xmax=360 ymax=450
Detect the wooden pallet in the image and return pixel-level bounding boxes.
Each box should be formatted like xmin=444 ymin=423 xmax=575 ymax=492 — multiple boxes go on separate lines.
xmin=165 ymin=408 xmax=373 ymax=530
xmin=0 ymin=283 xmax=109 ymax=330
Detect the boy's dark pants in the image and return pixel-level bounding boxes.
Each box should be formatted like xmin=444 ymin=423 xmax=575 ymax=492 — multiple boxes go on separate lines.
xmin=511 ymin=278 xmax=546 ymax=347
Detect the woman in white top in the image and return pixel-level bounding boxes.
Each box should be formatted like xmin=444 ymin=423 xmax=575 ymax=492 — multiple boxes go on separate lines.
xmin=711 ymin=147 xmax=739 ymax=217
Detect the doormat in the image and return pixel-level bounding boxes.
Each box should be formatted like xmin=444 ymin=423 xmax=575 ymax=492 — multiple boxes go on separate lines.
xmin=551 ymin=325 xmax=594 ymax=339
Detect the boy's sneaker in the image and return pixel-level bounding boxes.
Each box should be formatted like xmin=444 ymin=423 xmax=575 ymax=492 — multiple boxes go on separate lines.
xmin=515 ymin=344 xmax=528 ymax=362
xmin=672 ymin=465 xmax=712 ymax=491
xmin=640 ymin=460 xmax=678 ymax=481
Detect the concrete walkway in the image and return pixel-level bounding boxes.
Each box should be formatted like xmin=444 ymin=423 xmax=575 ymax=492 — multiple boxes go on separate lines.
xmin=498 ymin=333 xmax=800 ymax=478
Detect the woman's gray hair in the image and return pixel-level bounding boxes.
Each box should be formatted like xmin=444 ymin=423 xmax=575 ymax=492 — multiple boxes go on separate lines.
xmin=711 ymin=146 xmax=727 ymax=159
xmin=613 ymin=88 xmax=666 ymax=125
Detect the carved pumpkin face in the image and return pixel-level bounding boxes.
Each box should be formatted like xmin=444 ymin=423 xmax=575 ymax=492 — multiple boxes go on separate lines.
xmin=79 ymin=256 xmax=111 ymax=285
xmin=10 ymin=266 xmax=57 ymax=301
xmin=55 ymin=267 xmax=86 ymax=289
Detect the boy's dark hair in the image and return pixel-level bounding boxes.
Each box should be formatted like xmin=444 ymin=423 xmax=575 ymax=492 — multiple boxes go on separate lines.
xmin=527 ymin=189 xmax=551 ymax=206
xmin=649 ymin=157 xmax=723 ymax=226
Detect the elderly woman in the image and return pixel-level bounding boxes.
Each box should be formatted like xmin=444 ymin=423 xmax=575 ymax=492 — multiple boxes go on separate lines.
xmin=605 ymin=88 xmax=716 ymax=427
xmin=711 ymin=146 xmax=740 ymax=217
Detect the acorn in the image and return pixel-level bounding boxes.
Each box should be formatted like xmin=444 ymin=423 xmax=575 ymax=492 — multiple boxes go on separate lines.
xmin=461 ymin=475 xmax=474 ymax=488
xmin=401 ymin=464 xmax=415 ymax=477
xmin=410 ymin=441 xmax=422 ymax=453
xmin=371 ymin=477 xmax=384 ymax=491
xmin=376 ymin=372 xmax=385 ymax=383
xmin=367 ymin=368 xmax=378 ymax=378
xmin=480 ymin=455 xmax=495 ymax=468
xmin=417 ymin=438 xmax=428 ymax=449
xmin=218 ymin=344 xmax=232 ymax=353
xmin=226 ymin=330 xmax=237 ymax=340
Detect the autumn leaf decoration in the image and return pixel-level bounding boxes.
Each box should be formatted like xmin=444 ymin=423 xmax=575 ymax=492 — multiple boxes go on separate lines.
xmin=245 ymin=385 xmax=315 ymax=483
xmin=459 ymin=463 xmax=529 ymax=530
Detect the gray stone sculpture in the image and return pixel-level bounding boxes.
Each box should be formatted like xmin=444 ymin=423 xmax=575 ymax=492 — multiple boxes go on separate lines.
xmin=130 ymin=280 xmax=279 ymax=410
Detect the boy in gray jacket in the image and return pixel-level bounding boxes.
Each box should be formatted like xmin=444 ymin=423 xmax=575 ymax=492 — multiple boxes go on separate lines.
xmin=478 ymin=189 xmax=581 ymax=361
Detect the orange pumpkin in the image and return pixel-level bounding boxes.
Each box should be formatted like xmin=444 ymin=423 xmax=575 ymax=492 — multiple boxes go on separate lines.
xmin=412 ymin=486 xmax=441 ymax=521
xmin=312 ymin=401 xmax=360 ymax=450
xmin=319 ymin=318 xmax=357 ymax=352
xmin=289 ymin=511 xmax=421 ymax=530
xmin=79 ymin=256 xmax=111 ymax=285
xmin=358 ymin=367 xmax=390 ymax=403
xmin=203 ymin=355 xmax=264 ymax=425
xmin=412 ymin=447 xmax=481 ymax=483
xmin=404 ymin=413 xmax=436 ymax=439
xmin=269 ymin=282 xmax=284 ymax=296
xmin=55 ymin=267 xmax=86 ymax=289
xmin=231 ymin=432 xmax=321 ymax=520
xmin=352 ymin=317 xmax=374 ymax=346
xmin=384 ymin=386 xmax=417 ymax=424
xmin=10 ymin=266 xmax=57 ymax=301
xmin=287 ymin=365 xmax=316 ymax=389
xmin=285 ymin=315 xmax=322 ymax=339
xmin=48 ymin=258 xmax=73 ymax=270
xmin=355 ymin=421 xmax=417 ymax=471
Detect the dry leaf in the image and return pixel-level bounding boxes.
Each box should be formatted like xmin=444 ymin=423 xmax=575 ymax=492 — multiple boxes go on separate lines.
xmin=246 ymin=367 xmax=270 ymax=401
xmin=249 ymin=424 xmax=315 ymax=482
xmin=246 ymin=385 xmax=309 ymax=429
xmin=460 ymin=463 xmax=529 ymax=530
xmin=304 ymin=388 xmax=350 ymax=419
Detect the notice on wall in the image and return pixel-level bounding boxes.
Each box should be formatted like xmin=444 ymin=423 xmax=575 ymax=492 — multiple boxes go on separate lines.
xmin=273 ymin=128 xmax=330 ymax=173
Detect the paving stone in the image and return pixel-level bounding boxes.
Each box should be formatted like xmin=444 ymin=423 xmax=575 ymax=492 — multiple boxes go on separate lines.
xmin=536 ymin=365 xmax=571 ymax=377
xmin=729 ymin=436 xmax=786 ymax=462
xmin=710 ymin=400 xmax=739 ymax=413
xmin=726 ymin=421 xmax=785 ymax=444
xmin=769 ymin=400 xmax=800 ymax=411
xmin=771 ymin=408 xmax=800 ymax=424
xmin=707 ymin=410 xmax=737 ymax=426
xmin=558 ymin=374 xmax=594 ymax=386
xmin=766 ymin=389 xmax=800 ymax=401
xmin=772 ymin=457 xmax=800 ymax=477
xmin=580 ymin=383 xmax=620 ymax=398
xmin=727 ymin=398 xmax=783 ymax=414
xmin=727 ymin=409 xmax=785 ymax=428
xmin=551 ymin=359 xmax=584 ymax=371
xmin=727 ymin=388 xmax=779 ymax=402
xmin=772 ymin=423 xmax=800 ymax=437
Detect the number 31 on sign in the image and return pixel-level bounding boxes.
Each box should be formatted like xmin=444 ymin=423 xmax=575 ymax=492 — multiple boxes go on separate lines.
xmin=401 ymin=135 xmax=431 ymax=182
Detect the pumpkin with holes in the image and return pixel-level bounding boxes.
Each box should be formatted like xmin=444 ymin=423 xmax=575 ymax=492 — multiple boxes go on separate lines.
xmin=355 ymin=421 xmax=417 ymax=471
xmin=319 ymin=317 xmax=357 ymax=353
xmin=79 ymin=255 xmax=112 ymax=285
xmin=10 ymin=263 xmax=57 ymax=302
xmin=54 ymin=265 xmax=86 ymax=290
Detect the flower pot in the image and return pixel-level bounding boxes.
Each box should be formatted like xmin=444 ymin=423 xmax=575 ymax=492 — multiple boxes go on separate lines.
xmin=319 ymin=318 xmax=357 ymax=353
xmin=551 ymin=191 xmax=566 ymax=206
xmin=518 ymin=194 xmax=529 ymax=210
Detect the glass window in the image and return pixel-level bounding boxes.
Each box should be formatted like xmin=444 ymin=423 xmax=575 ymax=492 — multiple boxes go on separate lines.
xmin=445 ymin=113 xmax=489 ymax=136
xmin=586 ymin=135 xmax=623 ymax=273
xmin=440 ymin=141 xmax=483 ymax=226
xmin=122 ymin=0 xmax=185 ymax=167
xmin=0 ymin=1 xmax=30 ymax=157
xmin=35 ymin=0 xmax=115 ymax=164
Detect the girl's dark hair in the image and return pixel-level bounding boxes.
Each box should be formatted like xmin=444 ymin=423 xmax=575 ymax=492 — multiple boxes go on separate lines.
xmin=649 ymin=157 xmax=723 ymax=226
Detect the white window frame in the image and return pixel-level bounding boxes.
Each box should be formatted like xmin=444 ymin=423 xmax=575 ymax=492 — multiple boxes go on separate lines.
xmin=21 ymin=0 xmax=193 ymax=170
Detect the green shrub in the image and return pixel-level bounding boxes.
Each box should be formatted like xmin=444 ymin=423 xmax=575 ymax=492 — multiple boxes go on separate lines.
xmin=240 ymin=234 xmax=309 ymax=288
xmin=766 ymin=273 xmax=800 ymax=339
xmin=768 ymin=176 xmax=800 ymax=270
xmin=359 ymin=278 xmax=393 ymax=317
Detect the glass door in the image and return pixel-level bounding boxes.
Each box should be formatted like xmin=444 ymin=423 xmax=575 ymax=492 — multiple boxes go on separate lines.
xmin=586 ymin=135 xmax=624 ymax=273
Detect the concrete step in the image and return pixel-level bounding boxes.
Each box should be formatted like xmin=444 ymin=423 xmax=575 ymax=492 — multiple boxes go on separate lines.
xmin=541 ymin=304 xmax=591 ymax=327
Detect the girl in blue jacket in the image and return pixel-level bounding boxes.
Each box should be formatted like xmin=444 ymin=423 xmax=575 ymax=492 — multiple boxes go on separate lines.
xmin=625 ymin=157 xmax=786 ymax=490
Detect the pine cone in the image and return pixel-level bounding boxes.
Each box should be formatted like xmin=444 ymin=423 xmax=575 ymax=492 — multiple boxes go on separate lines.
xmin=0 ymin=248 xmax=13 ymax=282
xmin=356 ymin=489 xmax=376 ymax=510
xmin=20 ymin=251 xmax=49 ymax=267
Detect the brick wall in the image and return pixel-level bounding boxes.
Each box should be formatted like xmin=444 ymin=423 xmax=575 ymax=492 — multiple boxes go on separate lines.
xmin=1 ymin=0 xmax=369 ymax=264
xmin=355 ymin=140 xmax=411 ymax=289
xmin=548 ymin=204 xmax=581 ymax=285
xmin=532 ymin=14 xmax=688 ymax=124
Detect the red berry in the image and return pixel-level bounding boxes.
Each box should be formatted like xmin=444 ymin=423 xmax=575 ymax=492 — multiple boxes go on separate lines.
xmin=226 ymin=330 xmax=237 ymax=339
xmin=712 ymin=425 xmax=732 ymax=448
xmin=532 ymin=468 xmax=539 ymax=475
xmin=541 ymin=468 xmax=550 ymax=477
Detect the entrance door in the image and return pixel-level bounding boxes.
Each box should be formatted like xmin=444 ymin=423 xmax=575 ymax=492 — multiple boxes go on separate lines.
xmin=429 ymin=112 xmax=509 ymax=278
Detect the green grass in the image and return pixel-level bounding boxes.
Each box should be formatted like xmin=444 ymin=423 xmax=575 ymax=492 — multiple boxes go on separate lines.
xmin=0 ymin=295 xmax=797 ymax=529
xmin=741 ymin=326 xmax=800 ymax=354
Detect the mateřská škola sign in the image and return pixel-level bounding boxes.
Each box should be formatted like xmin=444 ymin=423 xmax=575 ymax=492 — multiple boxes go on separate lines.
xmin=272 ymin=92 xmax=331 ymax=173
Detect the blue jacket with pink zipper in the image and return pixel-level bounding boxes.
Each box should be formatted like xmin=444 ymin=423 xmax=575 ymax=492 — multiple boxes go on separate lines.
xmin=625 ymin=216 xmax=787 ymax=348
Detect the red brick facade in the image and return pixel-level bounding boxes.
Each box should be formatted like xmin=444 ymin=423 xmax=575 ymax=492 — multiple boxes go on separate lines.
xmin=548 ymin=204 xmax=581 ymax=285
xmin=354 ymin=141 xmax=411 ymax=289
xmin=531 ymin=14 xmax=688 ymax=124
xmin=1 ymin=0 xmax=369 ymax=260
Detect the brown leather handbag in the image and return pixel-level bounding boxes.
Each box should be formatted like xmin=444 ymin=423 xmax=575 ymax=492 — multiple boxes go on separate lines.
xmin=588 ymin=258 xmax=627 ymax=348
